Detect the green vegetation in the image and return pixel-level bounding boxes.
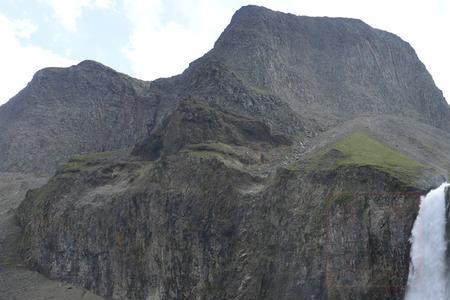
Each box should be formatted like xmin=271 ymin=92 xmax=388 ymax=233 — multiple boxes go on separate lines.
xmin=186 ymin=149 xmax=245 ymax=171
xmin=275 ymin=166 xmax=297 ymax=183
xmin=187 ymin=143 xmax=240 ymax=157
xmin=332 ymin=132 xmax=423 ymax=169
xmin=70 ymin=150 xmax=116 ymax=162
xmin=58 ymin=151 xmax=117 ymax=173
xmin=59 ymin=161 xmax=83 ymax=173
xmin=309 ymin=131 xmax=425 ymax=184
xmin=185 ymin=142 xmax=262 ymax=165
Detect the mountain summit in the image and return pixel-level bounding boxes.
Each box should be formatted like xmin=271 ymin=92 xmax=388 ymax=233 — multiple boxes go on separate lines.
xmin=206 ymin=5 xmax=448 ymax=127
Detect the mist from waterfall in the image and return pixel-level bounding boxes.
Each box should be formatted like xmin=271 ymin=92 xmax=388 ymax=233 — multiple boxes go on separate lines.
xmin=405 ymin=182 xmax=449 ymax=300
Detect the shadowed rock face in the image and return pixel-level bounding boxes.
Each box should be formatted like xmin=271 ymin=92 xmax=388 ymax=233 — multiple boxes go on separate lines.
xmin=0 ymin=173 xmax=104 ymax=300
xmin=3 ymin=4 xmax=450 ymax=300
xmin=132 ymin=99 xmax=292 ymax=160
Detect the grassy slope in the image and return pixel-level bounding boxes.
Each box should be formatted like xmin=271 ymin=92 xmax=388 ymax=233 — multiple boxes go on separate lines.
xmin=305 ymin=131 xmax=425 ymax=184
xmin=334 ymin=132 xmax=423 ymax=172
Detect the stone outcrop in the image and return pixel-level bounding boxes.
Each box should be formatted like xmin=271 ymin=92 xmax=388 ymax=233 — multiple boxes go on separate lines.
xmin=132 ymin=100 xmax=291 ymax=161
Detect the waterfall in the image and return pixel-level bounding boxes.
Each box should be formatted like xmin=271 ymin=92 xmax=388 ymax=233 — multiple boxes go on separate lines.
xmin=405 ymin=182 xmax=449 ymax=300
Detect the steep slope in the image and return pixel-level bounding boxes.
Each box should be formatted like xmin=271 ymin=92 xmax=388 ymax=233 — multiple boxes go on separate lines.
xmin=17 ymin=108 xmax=424 ymax=299
xmin=0 ymin=60 xmax=178 ymax=174
xmin=0 ymin=173 xmax=104 ymax=300
xmin=201 ymin=5 xmax=449 ymax=129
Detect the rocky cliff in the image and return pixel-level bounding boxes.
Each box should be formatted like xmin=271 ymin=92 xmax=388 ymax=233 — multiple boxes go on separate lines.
xmin=205 ymin=6 xmax=450 ymax=130
xmin=0 ymin=60 xmax=179 ymax=174
xmin=3 ymin=4 xmax=450 ymax=300
xmin=0 ymin=174 xmax=105 ymax=299
xmin=17 ymin=110 xmax=423 ymax=299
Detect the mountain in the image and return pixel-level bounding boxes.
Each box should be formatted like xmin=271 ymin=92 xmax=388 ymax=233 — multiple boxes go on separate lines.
xmin=205 ymin=6 xmax=450 ymax=129
xmin=2 ymin=7 xmax=449 ymax=175
xmin=0 ymin=60 xmax=180 ymax=174
xmin=2 ymin=5 xmax=450 ymax=300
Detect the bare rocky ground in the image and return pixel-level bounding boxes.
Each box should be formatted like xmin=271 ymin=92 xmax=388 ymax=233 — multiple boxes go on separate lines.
xmin=0 ymin=172 xmax=104 ymax=300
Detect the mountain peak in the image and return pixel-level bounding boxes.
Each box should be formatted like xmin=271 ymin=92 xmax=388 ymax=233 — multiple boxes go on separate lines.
xmin=31 ymin=60 xmax=116 ymax=82
xmin=233 ymin=4 xmax=274 ymax=16
xmin=75 ymin=59 xmax=117 ymax=73
xmin=229 ymin=5 xmax=367 ymax=29
xmin=206 ymin=6 xmax=449 ymax=130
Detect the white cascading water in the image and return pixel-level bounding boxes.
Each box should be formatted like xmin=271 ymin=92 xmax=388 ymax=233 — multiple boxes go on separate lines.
xmin=405 ymin=182 xmax=449 ymax=300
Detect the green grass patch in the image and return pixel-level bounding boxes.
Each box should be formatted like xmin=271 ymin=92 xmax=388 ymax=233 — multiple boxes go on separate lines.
xmin=186 ymin=142 xmax=240 ymax=157
xmin=333 ymin=132 xmax=422 ymax=168
xmin=333 ymin=132 xmax=423 ymax=174
xmin=185 ymin=142 xmax=262 ymax=165
xmin=307 ymin=131 xmax=425 ymax=184
xmin=58 ymin=151 xmax=117 ymax=173
xmin=70 ymin=150 xmax=116 ymax=162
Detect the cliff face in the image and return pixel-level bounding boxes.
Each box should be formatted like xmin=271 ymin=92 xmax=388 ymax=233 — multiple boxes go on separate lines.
xmin=4 ymin=4 xmax=450 ymax=300
xmin=206 ymin=6 xmax=449 ymax=129
xmin=16 ymin=118 xmax=421 ymax=299
xmin=0 ymin=173 xmax=104 ymax=299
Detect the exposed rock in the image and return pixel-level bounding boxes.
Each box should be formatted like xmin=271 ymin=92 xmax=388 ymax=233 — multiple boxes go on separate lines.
xmin=0 ymin=172 xmax=104 ymax=300
xmin=132 ymin=99 xmax=291 ymax=161
xmin=2 ymin=6 xmax=448 ymax=174
xmin=17 ymin=144 xmax=421 ymax=299
xmin=2 ymin=4 xmax=450 ymax=300
xmin=207 ymin=5 xmax=449 ymax=130
xmin=0 ymin=61 xmax=178 ymax=174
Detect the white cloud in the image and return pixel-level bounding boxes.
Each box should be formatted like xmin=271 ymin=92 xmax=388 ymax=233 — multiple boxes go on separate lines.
xmin=0 ymin=13 xmax=75 ymax=105
xmin=13 ymin=18 xmax=39 ymax=39
xmin=44 ymin=0 xmax=114 ymax=32
xmin=123 ymin=0 xmax=242 ymax=80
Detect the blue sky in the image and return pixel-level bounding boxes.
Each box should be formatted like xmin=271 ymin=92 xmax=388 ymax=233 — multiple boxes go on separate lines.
xmin=0 ymin=0 xmax=448 ymax=105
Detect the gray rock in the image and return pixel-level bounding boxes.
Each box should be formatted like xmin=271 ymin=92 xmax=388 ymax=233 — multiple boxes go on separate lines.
xmin=0 ymin=172 xmax=104 ymax=300
xmin=16 ymin=150 xmax=421 ymax=299
xmin=2 ymin=4 xmax=450 ymax=300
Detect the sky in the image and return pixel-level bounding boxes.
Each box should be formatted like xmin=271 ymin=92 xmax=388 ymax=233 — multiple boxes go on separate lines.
xmin=0 ymin=0 xmax=448 ymax=105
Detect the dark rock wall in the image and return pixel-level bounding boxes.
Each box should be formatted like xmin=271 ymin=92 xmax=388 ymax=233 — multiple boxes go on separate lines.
xmin=17 ymin=153 xmax=420 ymax=299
